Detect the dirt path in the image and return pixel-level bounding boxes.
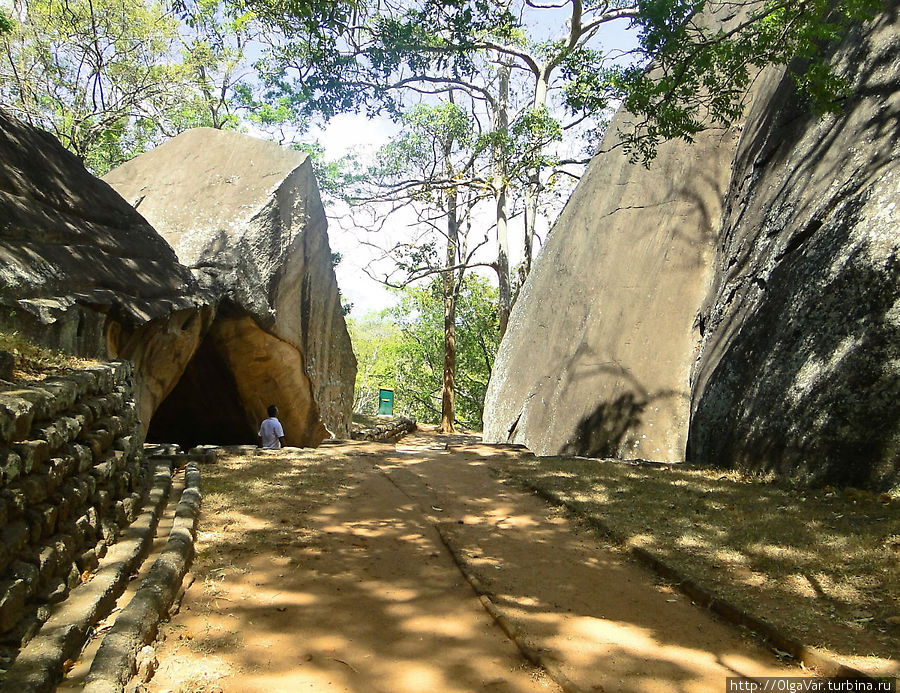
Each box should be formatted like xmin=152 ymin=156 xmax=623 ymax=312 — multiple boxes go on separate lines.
xmin=144 ymin=429 xmax=803 ymax=693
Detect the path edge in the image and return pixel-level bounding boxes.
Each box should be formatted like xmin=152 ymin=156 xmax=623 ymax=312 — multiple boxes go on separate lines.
xmin=514 ymin=477 xmax=878 ymax=680
xmin=82 ymin=461 xmax=201 ymax=693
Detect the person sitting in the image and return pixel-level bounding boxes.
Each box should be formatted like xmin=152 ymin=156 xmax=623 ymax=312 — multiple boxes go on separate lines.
xmin=258 ymin=404 xmax=285 ymax=449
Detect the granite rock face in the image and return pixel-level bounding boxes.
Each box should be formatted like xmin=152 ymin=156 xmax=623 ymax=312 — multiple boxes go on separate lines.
xmin=688 ymin=6 xmax=900 ymax=489
xmin=484 ymin=7 xmax=899 ymax=489
xmin=0 ymin=109 xmax=214 ymax=432
xmin=482 ymin=96 xmax=743 ymax=461
xmin=104 ymin=128 xmax=356 ymax=446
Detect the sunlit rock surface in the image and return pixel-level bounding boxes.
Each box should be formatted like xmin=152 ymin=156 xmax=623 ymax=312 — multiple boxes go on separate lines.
xmin=484 ymin=7 xmax=899 ymax=488
xmin=0 ymin=109 xmax=213 ymax=431
xmin=481 ymin=93 xmax=743 ymax=462
xmin=104 ymin=129 xmax=356 ymax=446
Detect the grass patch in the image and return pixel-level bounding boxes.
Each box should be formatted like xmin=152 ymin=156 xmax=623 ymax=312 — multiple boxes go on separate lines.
xmin=500 ymin=456 xmax=900 ymax=665
xmin=0 ymin=331 xmax=93 ymax=379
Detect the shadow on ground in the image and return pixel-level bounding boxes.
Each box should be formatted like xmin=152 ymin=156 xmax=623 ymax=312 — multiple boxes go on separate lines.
xmin=495 ymin=453 xmax=899 ymax=671
xmin=143 ymin=435 xmax=827 ymax=693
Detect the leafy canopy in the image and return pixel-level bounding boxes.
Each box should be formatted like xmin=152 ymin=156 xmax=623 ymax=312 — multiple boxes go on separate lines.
xmin=0 ymin=8 xmax=13 ymax=34
xmin=0 ymin=0 xmax=192 ymax=172
xmin=581 ymin=0 xmax=882 ymax=161
xmin=270 ymin=0 xmax=881 ymax=164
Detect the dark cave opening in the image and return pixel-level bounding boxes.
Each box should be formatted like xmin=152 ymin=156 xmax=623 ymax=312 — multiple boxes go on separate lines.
xmin=145 ymin=330 xmax=256 ymax=450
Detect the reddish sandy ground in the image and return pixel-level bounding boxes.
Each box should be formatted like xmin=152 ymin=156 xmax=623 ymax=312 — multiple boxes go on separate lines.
xmin=141 ymin=428 xmax=806 ymax=693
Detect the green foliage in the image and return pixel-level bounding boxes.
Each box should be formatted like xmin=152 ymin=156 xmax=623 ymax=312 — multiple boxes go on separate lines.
xmin=0 ymin=0 xmax=186 ymax=172
xmin=0 ymin=0 xmax=302 ymax=174
xmin=361 ymin=100 xmax=478 ymax=218
xmin=282 ymin=0 xmax=882 ymax=169
xmin=347 ymin=313 xmax=405 ymax=415
xmin=390 ymin=275 xmax=499 ymax=429
xmin=177 ymin=0 xmax=261 ymax=129
xmin=606 ymin=0 xmax=882 ymax=163
xmin=509 ymin=106 xmax=563 ymax=172
xmin=368 ymin=102 xmax=476 ymax=186
xmin=291 ymin=140 xmax=361 ymax=204
xmin=350 ymin=275 xmax=499 ymax=430
xmin=561 ymin=47 xmax=616 ymax=114
xmin=0 ymin=7 xmax=13 ymax=34
xmin=0 ymin=0 xmax=246 ymax=173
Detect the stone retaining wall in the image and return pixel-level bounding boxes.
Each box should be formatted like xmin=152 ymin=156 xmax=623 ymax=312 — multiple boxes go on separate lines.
xmin=0 ymin=362 xmax=145 ymax=671
xmin=351 ymin=417 xmax=417 ymax=443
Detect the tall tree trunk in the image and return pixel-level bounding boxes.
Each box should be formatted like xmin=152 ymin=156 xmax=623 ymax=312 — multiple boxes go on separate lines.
xmin=441 ymin=285 xmax=456 ymax=433
xmin=494 ymin=58 xmax=512 ymax=338
xmin=440 ymin=151 xmax=459 ymax=434
xmin=521 ymin=71 xmax=550 ymax=289
xmin=523 ymin=174 xmax=537 ymax=279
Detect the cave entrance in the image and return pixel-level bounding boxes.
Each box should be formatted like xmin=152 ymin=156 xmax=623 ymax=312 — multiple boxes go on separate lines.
xmin=146 ymin=329 xmax=257 ymax=450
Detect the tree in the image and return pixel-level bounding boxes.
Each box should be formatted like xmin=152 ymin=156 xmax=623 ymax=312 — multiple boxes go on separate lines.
xmin=0 ymin=0 xmax=303 ymax=173
xmin=352 ymin=276 xmax=499 ymax=429
xmin=349 ymin=99 xmax=492 ymax=432
xmin=246 ymin=0 xmax=602 ymax=336
xmin=1 ymin=0 xmax=193 ymax=172
xmin=393 ymin=275 xmax=500 ymax=430
xmin=176 ymin=0 xmax=260 ymax=131
xmin=564 ymin=0 xmax=882 ymax=164
xmin=255 ymin=0 xmax=880 ymax=334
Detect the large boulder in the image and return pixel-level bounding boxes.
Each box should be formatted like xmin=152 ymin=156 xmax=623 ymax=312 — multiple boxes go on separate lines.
xmin=484 ymin=6 xmax=899 ymax=489
xmin=688 ymin=7 xmax=900 ymax=489
xmin=103 ymin=128 xmax=356 ymax=447
xmin=482 ymin=93 xmax=745 ymax=461
xmin=0 ymin=110 xmax=214 ymax=431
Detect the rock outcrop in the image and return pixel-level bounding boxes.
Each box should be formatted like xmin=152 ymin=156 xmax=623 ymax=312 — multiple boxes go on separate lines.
xmin=0 ymin=110 xmax=214 ymax=432
xmin=484 ymin=7 xmax=899 ymax=488
xmin=482 ymin=92 xmax=744 ymax=462
xmin=103 ymin=129 xmax=356 ymax=447
xmin=688 ymin=6 xmax=900 ymax=488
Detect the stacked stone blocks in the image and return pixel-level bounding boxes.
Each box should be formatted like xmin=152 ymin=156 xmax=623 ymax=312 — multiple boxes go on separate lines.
xmin=0 ymin=361 xmax=145 ymax=668
xmin=351 ymin=416 xmax=418 ymax=443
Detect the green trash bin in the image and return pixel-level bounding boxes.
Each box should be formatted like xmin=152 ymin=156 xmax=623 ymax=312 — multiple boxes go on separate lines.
xmin=377 ymin=389 xmax=394 ymax=416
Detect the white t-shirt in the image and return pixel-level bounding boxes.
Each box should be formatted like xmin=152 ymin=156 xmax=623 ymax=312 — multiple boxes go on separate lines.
xmin=258 ymin=417 xmax=284 ymax=448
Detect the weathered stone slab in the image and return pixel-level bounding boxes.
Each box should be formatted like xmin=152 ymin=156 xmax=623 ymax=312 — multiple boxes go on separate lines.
xmin=484 ymin=7 xmax=898 ymax=489
xmin=104 ymin=128 xmax=356 ymax=446
xmin=12 ymin=440 xmax=49 ymax=474
xmin=0 ymin=449 xmax=23 ymax=484
xmin=482 ymin=97 xmax=745 ymax=461
xmin=0 ymin=111 xmax=214 ymax=437
xmin=0 ymin=394 xmax=35 ymax=444
xmin=687 ymin=8 xmax=900 ymax=489
xmin=0 ymin=111 xmax=205 ymax=345
xmin=0 ymin=579 xmax=27 ymax=633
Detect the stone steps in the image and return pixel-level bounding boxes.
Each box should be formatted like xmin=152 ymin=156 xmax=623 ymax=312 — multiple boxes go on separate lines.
xmin=0 ymin=455 xmax=201 ymax=693
xmin=81 ymin=459 xmax=200 ymax=693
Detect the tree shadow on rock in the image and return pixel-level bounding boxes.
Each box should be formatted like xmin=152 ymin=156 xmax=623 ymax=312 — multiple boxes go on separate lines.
xmin=560 ymin=392 xmax=646 ymax=458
